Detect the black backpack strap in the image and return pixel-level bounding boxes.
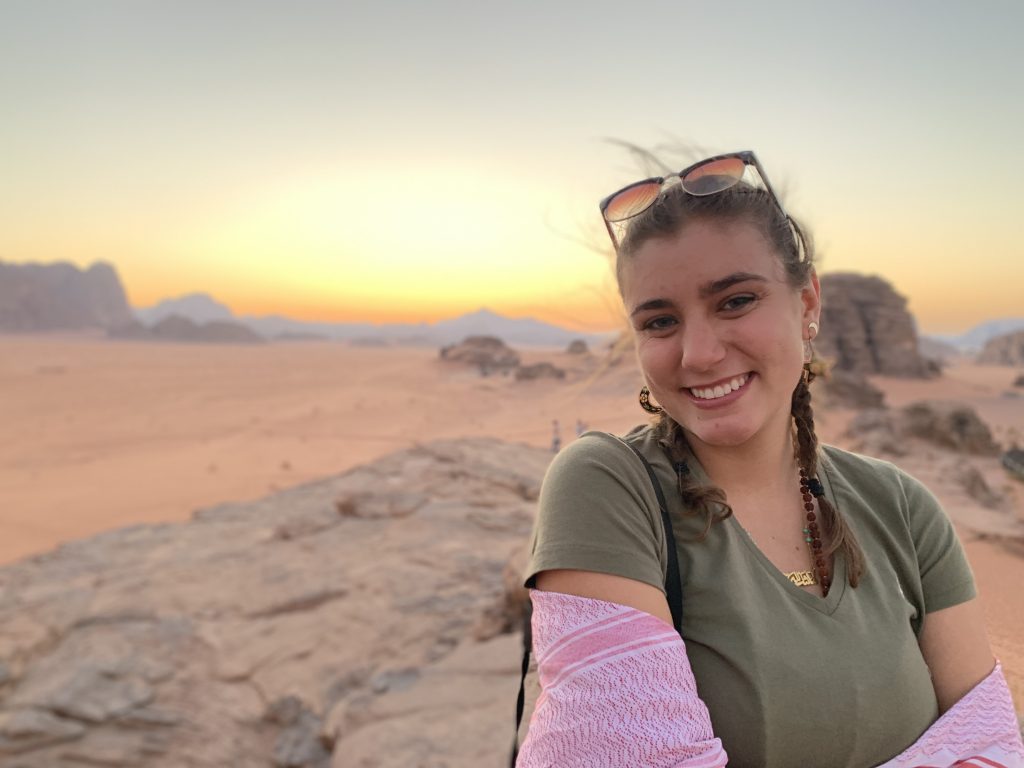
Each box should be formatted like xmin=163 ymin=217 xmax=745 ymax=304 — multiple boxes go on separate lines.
xmin=511 ymin=440 xmax=684 ymax=765
xmin=510 ymin=597 xmax=532 ymax=766
xmin=624 ymin=442 xmax=684 ymax=636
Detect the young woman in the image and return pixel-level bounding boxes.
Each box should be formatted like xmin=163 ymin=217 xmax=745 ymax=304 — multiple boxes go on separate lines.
xmin=516 ymin=152 xmax=1022 ymax=767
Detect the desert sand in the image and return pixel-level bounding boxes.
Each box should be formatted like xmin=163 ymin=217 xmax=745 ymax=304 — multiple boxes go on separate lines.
xmin=2 ymin=332 xmax=1023 ymax=707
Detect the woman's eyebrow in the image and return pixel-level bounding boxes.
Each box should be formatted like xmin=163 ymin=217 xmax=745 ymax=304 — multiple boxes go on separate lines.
xmin=698 ymin=272 xmax=768 ymax=298
xmin=629 ymin=298 xmax=675 ymax=318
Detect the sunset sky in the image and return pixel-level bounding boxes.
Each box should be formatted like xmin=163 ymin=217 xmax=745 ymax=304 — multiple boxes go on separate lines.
xmin=2 ymin=1 xmax=1022 ymax=334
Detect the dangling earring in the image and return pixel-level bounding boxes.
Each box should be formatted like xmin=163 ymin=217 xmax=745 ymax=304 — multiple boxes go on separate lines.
xmin=802 ymin=321 xmax=819 ymax=384
xmin=802 ymin=321 xmax=820 ymax=364
xmin=639 ymin=386 xmax=663 ymax=414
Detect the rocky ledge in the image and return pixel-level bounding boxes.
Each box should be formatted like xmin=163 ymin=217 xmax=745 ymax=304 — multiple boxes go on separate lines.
xmin=0 ymin=439 xmax=551 ymax=768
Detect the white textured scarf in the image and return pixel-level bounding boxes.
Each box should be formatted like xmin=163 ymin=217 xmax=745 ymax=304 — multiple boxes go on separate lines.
xmin=516 ymin=590 xmax=1024 ymax=768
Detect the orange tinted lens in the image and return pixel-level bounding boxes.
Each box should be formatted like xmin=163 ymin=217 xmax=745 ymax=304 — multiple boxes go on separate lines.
xmin=603 ymin=181 xmax=661 ymax=222
xmin=681 ymin=157 xmax=746 ymax=195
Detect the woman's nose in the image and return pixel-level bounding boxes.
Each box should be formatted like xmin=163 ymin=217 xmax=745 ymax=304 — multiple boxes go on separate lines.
xmin=679 ymin=318 xmax=727 ymax=373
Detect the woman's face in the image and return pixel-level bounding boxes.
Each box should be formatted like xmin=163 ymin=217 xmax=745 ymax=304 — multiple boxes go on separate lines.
xmin=620 ymin=218 xmax=820 ymax=451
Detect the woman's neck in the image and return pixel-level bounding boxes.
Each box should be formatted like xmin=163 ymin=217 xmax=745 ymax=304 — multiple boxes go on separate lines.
xmin=686 ymin=417 xmax=799 ymax=497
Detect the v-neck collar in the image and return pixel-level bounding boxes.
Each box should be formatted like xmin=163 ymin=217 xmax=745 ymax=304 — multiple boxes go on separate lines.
xmin=682 ymin=443 xmax=848 ymax=616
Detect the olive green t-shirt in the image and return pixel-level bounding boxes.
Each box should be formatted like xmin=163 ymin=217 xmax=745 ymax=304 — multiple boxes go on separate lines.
xmin=524 ymin=425 xmax=976 ymax=768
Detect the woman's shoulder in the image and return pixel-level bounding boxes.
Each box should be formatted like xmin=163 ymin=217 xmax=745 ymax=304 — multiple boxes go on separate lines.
xmin=819 ymin=444 xmax=947 ymax=526
xmin=546 ymin=424 xmax=660 ymax=478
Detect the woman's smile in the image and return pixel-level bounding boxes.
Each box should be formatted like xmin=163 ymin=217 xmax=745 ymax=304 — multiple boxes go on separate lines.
xmin=683 ymin=371 xmax=755 ymax=408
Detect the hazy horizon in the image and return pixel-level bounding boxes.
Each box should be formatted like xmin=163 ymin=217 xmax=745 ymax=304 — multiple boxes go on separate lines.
xmin=3 ymin=2 xmax=1022 ymax=335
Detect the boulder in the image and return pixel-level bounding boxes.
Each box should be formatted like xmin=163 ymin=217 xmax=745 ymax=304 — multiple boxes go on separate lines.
xmin=566 ymin=339 xmax=589 ymax=355
xmin=816 ymin=369 xmax=885 ymax=409
xmin=514 ymin=362 xmax=566 ymax=381
xmin=844 ymin=400 xmax=999 ymax=457
xmin=978 ymin=331 xmax=1024 ymax=366
xmin=817 ymin=273 xmax=937 ymax=378
xmin=439 ymin=336 xmax=520 ymax=375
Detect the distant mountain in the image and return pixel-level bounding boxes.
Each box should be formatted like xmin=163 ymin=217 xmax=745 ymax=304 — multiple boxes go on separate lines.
xmin=931 ymin=318 xmax=1024 ymax=352
xmin=133 ymin=294 xmax=611 ymax=347
xmin=0 ymin=260 xmax=134 ymax=331
xmin=135 ymin=293 xmax=235 ymax=325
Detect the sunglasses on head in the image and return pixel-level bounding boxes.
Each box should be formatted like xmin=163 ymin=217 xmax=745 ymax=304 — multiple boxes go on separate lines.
xmin=598 ymin=150 xmax=790 ymax=249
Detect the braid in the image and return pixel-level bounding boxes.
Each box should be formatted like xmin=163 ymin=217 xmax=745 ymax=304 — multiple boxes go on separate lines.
xmin=791 ymin=371 xmax=865 ymax=587
xmin=653 ymin=414 xmax=732 ymax=541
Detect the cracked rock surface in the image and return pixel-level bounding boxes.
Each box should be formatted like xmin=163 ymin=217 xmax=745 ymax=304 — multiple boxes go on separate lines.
xmin=0 ymin=438 xmax=550 ymax=767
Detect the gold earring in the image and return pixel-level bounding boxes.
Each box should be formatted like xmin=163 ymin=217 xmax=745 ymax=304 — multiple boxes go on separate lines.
xmin=639 ymin=386 xmax=663 ymax=414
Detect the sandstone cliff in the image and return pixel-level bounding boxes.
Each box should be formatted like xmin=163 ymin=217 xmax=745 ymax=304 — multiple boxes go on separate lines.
xmin=0 ymin=261 xmax=134 ymax=331
xmin=817 ymin=273 xmax=937 ymax=378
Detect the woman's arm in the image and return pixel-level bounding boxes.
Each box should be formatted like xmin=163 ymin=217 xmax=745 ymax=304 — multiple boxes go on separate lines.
xmin=535 ymin=568 xmax=675 ymax=626
xmin=917 ymin=597 xmax=995 ymax=713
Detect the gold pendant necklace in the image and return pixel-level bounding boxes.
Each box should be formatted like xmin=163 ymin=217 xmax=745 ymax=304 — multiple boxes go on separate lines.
xmin=785 ymin=569 xmax=817 ymax=586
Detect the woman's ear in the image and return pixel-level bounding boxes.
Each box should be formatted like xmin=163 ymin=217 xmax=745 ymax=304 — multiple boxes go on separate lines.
xmin=801 ymin=269 xmax=822 ymax=328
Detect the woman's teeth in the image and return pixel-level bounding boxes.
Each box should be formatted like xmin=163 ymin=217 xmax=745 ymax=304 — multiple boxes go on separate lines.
xmin=689 ymin=374 xmax=749 ymax=400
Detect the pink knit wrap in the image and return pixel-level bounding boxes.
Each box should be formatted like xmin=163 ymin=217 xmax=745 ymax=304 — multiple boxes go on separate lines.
xmin=516 ymin=590 xmax=1024 ymax=768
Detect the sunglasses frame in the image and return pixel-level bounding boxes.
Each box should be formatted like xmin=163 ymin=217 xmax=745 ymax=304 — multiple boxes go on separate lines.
xmin=598 ymin=150 xmax=790 ymax=250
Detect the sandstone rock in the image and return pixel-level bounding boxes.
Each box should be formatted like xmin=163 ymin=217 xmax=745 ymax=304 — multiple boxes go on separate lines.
xmin=816 ymin=369 xmax=885 ymax=409
xmin=0 ymin=709 xmax=85 ymax=755
xmin=844 ymin=401 xmax=998 ymax=458
xmin=439 ymin=336 xmax=520 ymax=375
xmin=0 ymin=261 xmax=134 ymax=332
xmin=900 ymin=401 xmax=999 ymax=455
xmin=978 ymin=331 xmax=1024 ymax=366
xmin=514 ymin=362 xmax=566 ymax=381
xmin=566 ymin=339 xmax=589 ymax=354
xmin=952 ymin=464 xmax=1006 ymax=510
xmin=109 ymin=314 xmax=266 ymax=345
xmin=817 ymin=273 xmax=937 ymax=378
xmin=0 ymin=439 xmax=552 ymax=767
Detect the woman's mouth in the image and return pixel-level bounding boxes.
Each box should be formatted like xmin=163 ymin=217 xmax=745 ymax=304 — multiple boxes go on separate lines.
xmin=684 ymin=372 xmax=754 ymax=407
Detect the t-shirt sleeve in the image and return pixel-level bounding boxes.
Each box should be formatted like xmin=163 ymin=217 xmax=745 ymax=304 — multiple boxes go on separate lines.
xmin=897 ymin=468 xmax=977 ymax=614
xmin=523 ymin=433 xmax=668 ymax=593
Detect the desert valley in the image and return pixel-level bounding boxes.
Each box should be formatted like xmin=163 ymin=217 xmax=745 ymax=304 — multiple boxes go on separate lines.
xmin=1 ymin=262 xmax=1023 ymax=766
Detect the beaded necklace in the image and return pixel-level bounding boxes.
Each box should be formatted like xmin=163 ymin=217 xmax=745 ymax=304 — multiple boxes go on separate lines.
xmin=784 ymin=468 xmax=831 ymax=596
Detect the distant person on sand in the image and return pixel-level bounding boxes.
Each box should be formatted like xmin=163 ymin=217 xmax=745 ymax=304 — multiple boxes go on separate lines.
xmin=550 ymin=420 xmax=561 ymax=453
xmin=574 ymin=418 xmax=586 ymax=438
xmin=514 ymin=151 xmax=1022 ymax=766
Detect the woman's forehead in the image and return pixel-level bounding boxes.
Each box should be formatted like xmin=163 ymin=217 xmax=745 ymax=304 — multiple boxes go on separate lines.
xmin=620 ymin=220 xmax=787 ymax=296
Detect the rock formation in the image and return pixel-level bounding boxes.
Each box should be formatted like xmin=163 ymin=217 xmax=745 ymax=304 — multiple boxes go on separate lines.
xmin=0 ymin=261 xmax=134 ymax=331
xmin=439 ymin=336 xmax=520 ymax=375
xmin=515 ymin=362 xmax=566 ymax=381
xmin=845 ymin=400 xmax=1000 ymax=458
xmin=978 ymin=330 xmax=1024 ymax=366
xmin=109 ymin=315 xmax=266 ymax=344
xmin=815 ymin=369 xmax=885 ymax=410
xmin=817 ymin=273 xmax=937 ymax=378
xmin=566 ymin=339 xmax=589 ymax=355
xmin=0 ymin=439 xmax=551 ymax=767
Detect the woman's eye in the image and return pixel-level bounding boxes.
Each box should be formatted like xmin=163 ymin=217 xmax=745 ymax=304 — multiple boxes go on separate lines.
xmin=642 ymin=316 xmax=676 ymax=331
xmin=721 ymin=294 xmax=756 ymax=312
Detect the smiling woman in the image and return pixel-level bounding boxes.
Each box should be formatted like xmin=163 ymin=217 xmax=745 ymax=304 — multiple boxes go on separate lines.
xmin=514 ymin=151 xmax=1023 ymax=767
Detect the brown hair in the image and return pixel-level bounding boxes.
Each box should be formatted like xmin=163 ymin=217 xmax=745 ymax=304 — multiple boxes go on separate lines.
xmin=617 ymin=182 xmax=864 ymax=588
